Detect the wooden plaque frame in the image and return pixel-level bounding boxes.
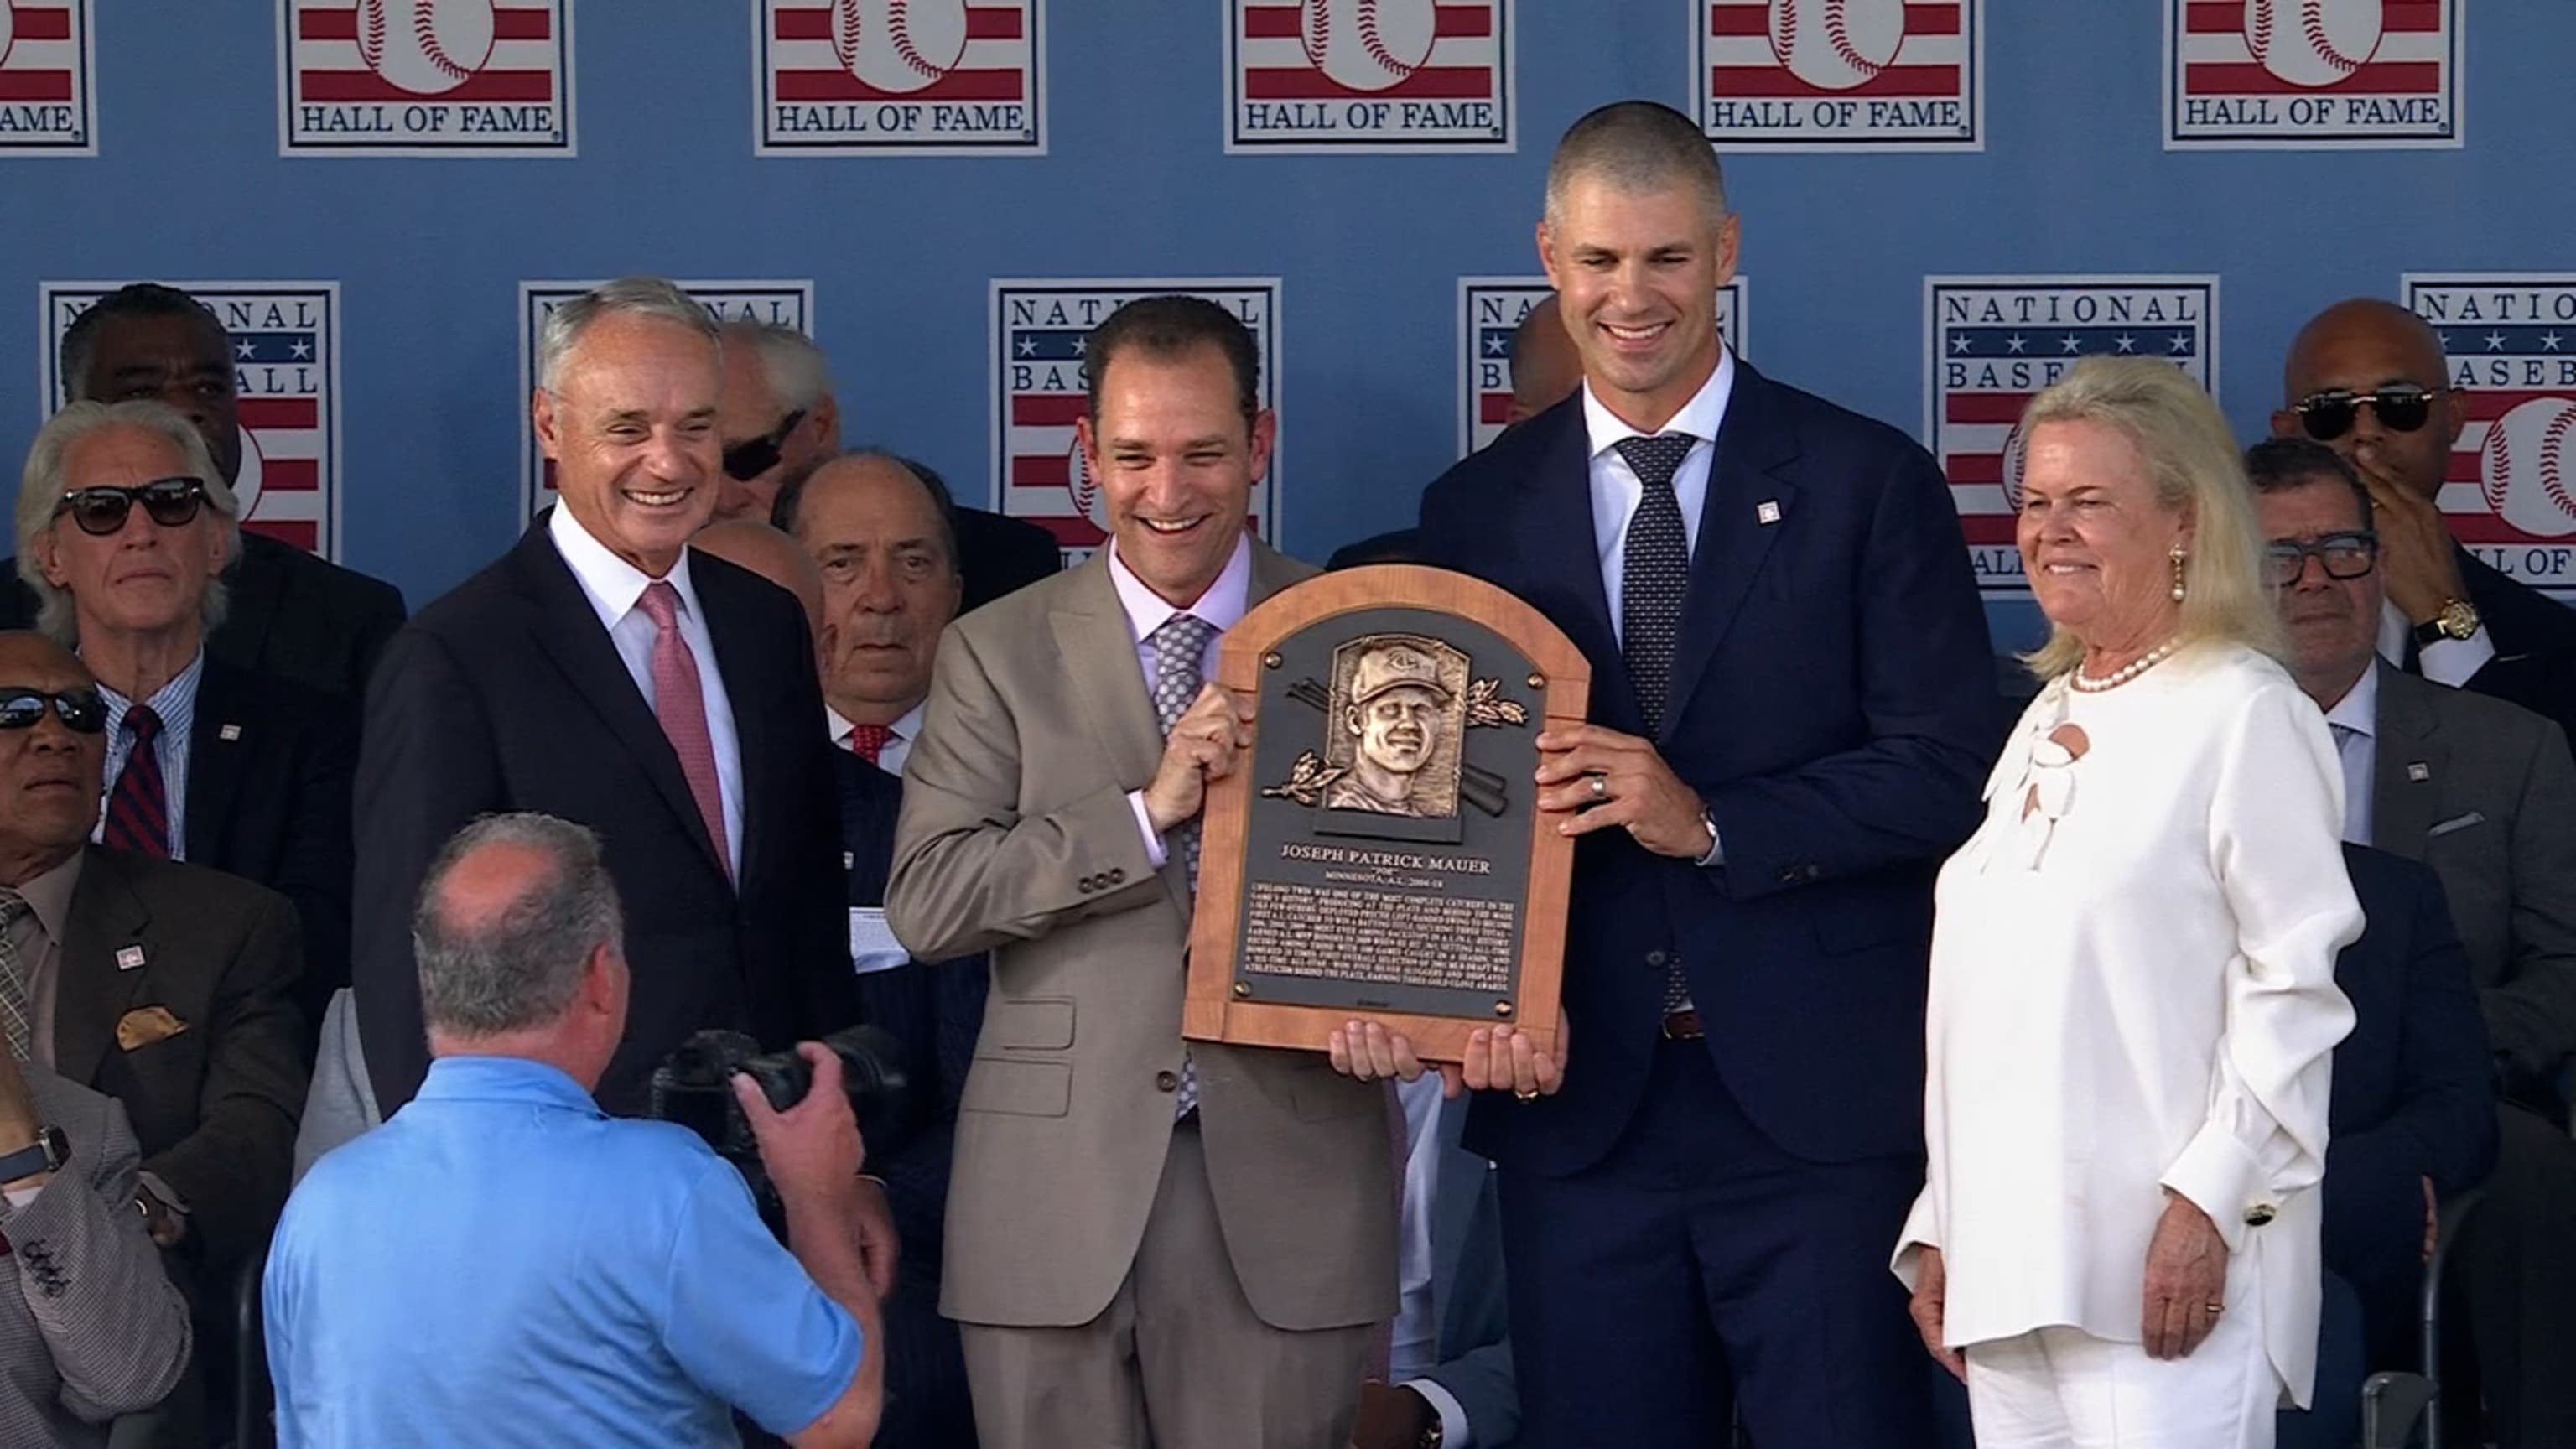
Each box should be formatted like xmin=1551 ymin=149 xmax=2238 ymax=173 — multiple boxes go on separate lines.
xmin=1182 ymin=564 xmax=1589 ymax=1061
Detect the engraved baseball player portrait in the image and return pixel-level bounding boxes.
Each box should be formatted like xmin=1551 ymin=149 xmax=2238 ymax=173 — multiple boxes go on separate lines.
xmin=1323 ymin=636 xmax=1467 ymax=818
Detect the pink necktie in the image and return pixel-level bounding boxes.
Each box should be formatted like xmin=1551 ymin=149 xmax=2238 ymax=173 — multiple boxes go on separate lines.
xmin=637 ymin=582 xmax=730 ymax=880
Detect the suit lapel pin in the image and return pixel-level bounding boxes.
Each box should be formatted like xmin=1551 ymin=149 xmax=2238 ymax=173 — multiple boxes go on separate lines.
xmin=1756 ymin=500 xmax=1783 ymax=526
xmin=218 ymin=723 xmax=242 ymax=741
xmin=2407 ymin=761 xmax=2431 ymax=782
xmin=115 ymin=945 xmax=146 ymax=972
xmin=841 ymin=851 xmax=854 ymax=871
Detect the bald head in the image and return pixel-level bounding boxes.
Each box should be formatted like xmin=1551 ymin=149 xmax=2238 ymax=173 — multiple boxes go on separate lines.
xmin=1507 ymin=296 xmax=1581 ymax=427
xmin=693 ymin=518 xmax=824 ymax=641
xmin=2283 ymin=299 xmax=2448 ymax=402
xmin=0 ymin=630 xmax=87 ymax=683
xmin=413 ymin=813 xmax=625 ymax=1046
xmin=2272 ymin=297 xmax=2464 ymax=504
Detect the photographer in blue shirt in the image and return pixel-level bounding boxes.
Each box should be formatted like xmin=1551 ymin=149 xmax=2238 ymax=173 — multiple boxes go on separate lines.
xmin=264 ymin=813 xmax=885 ymax=1447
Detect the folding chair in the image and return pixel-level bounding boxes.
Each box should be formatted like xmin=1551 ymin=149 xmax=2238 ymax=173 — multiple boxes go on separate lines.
xmin=2361 ymin=1187 xmax=2485 ymax=1449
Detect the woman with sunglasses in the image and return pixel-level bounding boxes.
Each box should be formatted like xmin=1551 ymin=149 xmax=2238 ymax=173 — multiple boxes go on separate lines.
xmin=1895 ymin=358 xmax=2362 ymax=1449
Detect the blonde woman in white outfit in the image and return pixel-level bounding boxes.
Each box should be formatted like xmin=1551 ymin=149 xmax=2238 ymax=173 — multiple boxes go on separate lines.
xmin=1893 ymin=357 xmax=2364 ymax=1449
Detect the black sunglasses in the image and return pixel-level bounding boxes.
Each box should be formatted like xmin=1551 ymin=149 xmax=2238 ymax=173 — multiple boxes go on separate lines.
xmin=2263 ymin=531 xmax=2381 ymax=587
xmin=2293 ymin=385 xmax=2448 ymax=441
xmin=721 ymin=409 xmax=807 ymax=483
xmin=55 ymin=476 xmax=209 ymax=537
xmin=0 ymin=687 xmax=106 ymax=734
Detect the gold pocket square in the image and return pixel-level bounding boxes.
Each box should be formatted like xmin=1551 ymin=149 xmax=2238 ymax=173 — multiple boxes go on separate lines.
xmin=115 ymin=1006 xmax=188 ymax=1052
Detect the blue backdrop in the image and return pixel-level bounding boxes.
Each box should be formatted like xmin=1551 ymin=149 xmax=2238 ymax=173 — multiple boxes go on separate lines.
xmin=4 ymin=1 xmax=2569 ymax=652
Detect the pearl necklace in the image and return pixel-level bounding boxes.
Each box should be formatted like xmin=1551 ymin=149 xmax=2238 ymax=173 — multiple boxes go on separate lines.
xmin=2070 ymin=638 xmax=2180 ymax=693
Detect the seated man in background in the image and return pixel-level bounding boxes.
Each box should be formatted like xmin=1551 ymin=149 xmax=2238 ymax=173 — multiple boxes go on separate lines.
xmin=17 ymin=399 xmax=356 ymax=1038
xmin=0 ymin=1043 xmax=193 ymax=1449
xmin=0 ymin=283 xmax=407 ymax=703
xmin=266 ymin=813 xmax=884 ymax=1449
xmin=1355 ymin=1073 xmax=1518 ymax=1449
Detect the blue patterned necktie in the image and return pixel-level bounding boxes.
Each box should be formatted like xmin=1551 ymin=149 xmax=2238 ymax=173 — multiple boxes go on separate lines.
xmin=1150 ymin=612 xmax=1220 ymax=1117
xmin=1613 ymin=433 xmax=1699 ymax=1016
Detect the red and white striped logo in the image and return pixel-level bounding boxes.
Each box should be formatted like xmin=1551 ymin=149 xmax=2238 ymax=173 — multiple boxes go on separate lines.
xmin=0 ymin=0 xmax=92 ymax=153
xmin=2165 ymin=0 xmax=2459 ymax=148
xmin=759 ymin=0 xmax=1041 ymax=153
xmin=2405 ymin=276 xmax=2576 ymax=600
xmin=282 ymin=0 xmax=572 ymax=153
xmin=1697 ymin=0 xmax=1981 ymax=150
xmin=1228 ymin=0 xmax=1510 ymax=151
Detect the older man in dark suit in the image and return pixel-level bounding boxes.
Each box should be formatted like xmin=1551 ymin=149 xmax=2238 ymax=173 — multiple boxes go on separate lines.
xmin=1404 ymin=103 xmax=1998 ymax=1447
xmin=351 ymin=278 xmax=857 ymax=1124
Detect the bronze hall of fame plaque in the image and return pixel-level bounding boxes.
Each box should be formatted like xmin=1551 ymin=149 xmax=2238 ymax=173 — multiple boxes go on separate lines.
xmin=1184 ymin=565 xmax=1587 ymax=1062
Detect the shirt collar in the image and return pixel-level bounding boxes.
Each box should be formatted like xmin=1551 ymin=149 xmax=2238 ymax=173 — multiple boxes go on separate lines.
xmin=1581 ymin=345 xmax=1737 ymax=460
xmin=15 ymin=849 xmax=84 ymax=946
xmin=2324 ymin=658 xmax=2381 ymax=740
xmin=546 ymin=504 xmax=704 ymax=631
xmin=825 ymin=700 xmax=926 ymax=748
xmin=96 ymin=648 xmax=205 ymax=728
xmin=415 ymin=1054 xmax=603 ymax=1115
xmin=1107 ymin=531 xmax=1254 ymax=643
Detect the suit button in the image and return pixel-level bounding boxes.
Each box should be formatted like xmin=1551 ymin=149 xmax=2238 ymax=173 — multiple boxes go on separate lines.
xmin=1109 ymin=868 xmax=1126 ymax=884
xmin=2244 ymin=1202 xmax=2277 ymax=1227
xmin=1155 ymin=1070 xmax=1180 ymax=1093
xmin=1777 ymin=868 xmax=1800 ymax=886
xmin=1804 ymin=865 xmax=1824 ymax=881
xmin=1644 ymin=949 xmax=1669 ymax=969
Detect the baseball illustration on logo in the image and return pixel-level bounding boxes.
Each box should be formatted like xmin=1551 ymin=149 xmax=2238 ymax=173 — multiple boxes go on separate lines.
xmin=2479 ymin=397 xmax=2576 ymax=539
xmin=2244 ymin=0 xmax=2381 ymax=88
xmin=1298 ymin=0 xmax=1436 ymax=92
xmin=0 ymin=7 xmax=15 ymax=67
xmin=1066 ymin=440 xmax=1113 ymax=534
xmin=357 ymin=0 xmax=496 ymax=96
xmin=1767 ymin=0 xmax=1903 ymax=91
xmin=832 ymin=0 xmax=969 ymax=95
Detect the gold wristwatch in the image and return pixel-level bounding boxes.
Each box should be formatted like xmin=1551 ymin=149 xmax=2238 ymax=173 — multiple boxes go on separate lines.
xmin=2412 ymin=597 xmax=2481 ymax=647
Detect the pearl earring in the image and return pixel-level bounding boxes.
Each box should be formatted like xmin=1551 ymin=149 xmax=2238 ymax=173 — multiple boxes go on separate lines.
xmin=2169 ymin=544 xmax=2188 ymax=602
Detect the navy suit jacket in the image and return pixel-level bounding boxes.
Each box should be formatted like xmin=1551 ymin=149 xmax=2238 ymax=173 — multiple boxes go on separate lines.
xmin=1415 ymin=366 xmax=2000 ymax=1173
xmin=2452 ymin=547 xmax=2576 ymax=758
xmin=2324 ymin=844 xmax=2499 ymax=1366
xmin=834 ymin=749 xmax=989 ymax=1260
xmin=1420 ymin=1093 xmax=1517 ymax=1446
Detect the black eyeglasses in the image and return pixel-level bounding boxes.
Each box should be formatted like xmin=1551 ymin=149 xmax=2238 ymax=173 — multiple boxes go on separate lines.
xmin=721 ymin=409 xmax=807 ymax=483
xmin=2294 ymin=384 xmax=2448 ymax=441
xmin=2264 ymin=531 xmax=2381 ymax=587
xmin=54 ymin=476 xmax=209 ymax=537
xmin=0 ymin=687 xmax=106 ymax=734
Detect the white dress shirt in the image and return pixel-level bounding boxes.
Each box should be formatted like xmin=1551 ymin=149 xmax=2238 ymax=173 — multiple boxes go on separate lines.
xmin=827 ymin=700 xmax=927 ymax=778
xmin=2378 ymin=599 xmax=2494 ymax=686
xmin=2321 ymin=662 xmax=2381 ymax=848
xmin=91 ymin=649 xmax=205 ymax=860
xmin=1108 ymin=534 xmax=1254 ymax=866
xmin=548 ymin=506 xmax=745 ymax=878
xmin=1896 ymin=644 xmax=2361 ymax=1407
xmin=1389 ymin=1075 xmax=1475 ymax=1445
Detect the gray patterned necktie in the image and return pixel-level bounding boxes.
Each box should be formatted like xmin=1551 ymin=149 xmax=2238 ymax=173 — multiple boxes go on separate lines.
xmin=1150 ymin=612 xmax=1220 ymax=1117
xmin=0 ymin=888 xmax=34 ymax=1061
xmin=1613 ymin=434 xmax=1700 ymax=1017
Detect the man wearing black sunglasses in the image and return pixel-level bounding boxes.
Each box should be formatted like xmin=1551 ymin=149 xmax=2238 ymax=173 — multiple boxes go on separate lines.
xmin=714 ymin=321 xmax=840 ymax=527
xmin=2273 ymin=298 xmax=2576 ymax=756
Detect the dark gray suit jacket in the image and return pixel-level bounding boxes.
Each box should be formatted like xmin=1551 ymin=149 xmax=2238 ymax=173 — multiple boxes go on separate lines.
xmin=2371 ymin=664 xmax=2576 ymax=1101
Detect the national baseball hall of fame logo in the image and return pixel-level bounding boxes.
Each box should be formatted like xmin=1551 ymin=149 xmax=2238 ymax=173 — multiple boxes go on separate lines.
xmin=1925 ymin=278 xmax=2219 ymax=595
xmin=281 ymin=0 xmax=574 ymax=155
xmin=2407 ymin=276 xmax=2576 ymax=600
xmin=517 ymin=281 xmax=813 ymax=521
xmin=0 ymin=0 xmax=94 ymax=154
xmin=994 ymin=281 xmax=1282 ymax=566
xmin=40 ymin=283 xmax=345 ymax=558
xmin=1226 ymin=0 xmax=1512 ymax=152
xmin=2165 ymin=0 xmax=2459 ymax=148
xmin=758 ymin=0 xmax=1044 ymax=154
xmin=1696 ymin=0 xmax=1981 ymax=150
xmin=1457 ymin=278 xmax=1748 ymax=457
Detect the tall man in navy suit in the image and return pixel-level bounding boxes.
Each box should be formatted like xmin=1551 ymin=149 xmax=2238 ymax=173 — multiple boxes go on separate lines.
xmin=1408 ymin=102 xmax=1999 ymax=1446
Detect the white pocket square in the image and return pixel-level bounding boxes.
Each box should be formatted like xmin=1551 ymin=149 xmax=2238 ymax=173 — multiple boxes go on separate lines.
xmin=2428 ymin=811 xmax=2486 ymax=839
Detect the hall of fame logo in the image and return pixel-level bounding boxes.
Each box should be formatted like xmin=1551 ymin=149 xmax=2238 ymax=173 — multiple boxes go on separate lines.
xmin=517 ymin=281 xmax=813 ymax=520
xmin=2405 ymin=275 xmax=2576 ymax=600
xmin=1924 ymin=277 xmax=2218 ymax=594
xmin=0 ymin=0 xmax=94 ymax=154
xmin=1456 ymin=278 xmax=1748 ymax=457
xmin=758 ymin=0 xmax=1043 ymax=154
xmin=993 ymin=281 xmax=1281 ymax=564
xmin=281 ymin=0 xmax=574 ymax=154
xmin=1696 ymin=0 xmax=1981 ymax=150
xmin=2165 ymin=0 xmax=2459 ymax=148
xmin=1225 ymin=0 xmax=1511 ymax=152
xmin=40 ymin=283 xmax=345 ymax=558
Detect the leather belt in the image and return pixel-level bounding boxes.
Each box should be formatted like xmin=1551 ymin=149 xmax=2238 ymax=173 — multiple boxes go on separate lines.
xmin=1661 ymin=1009 xmax=1705 ymax=1041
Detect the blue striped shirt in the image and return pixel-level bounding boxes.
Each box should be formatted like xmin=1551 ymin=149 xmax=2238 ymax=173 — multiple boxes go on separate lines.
xmin=92 ymin=650 xmax=203 ymax=859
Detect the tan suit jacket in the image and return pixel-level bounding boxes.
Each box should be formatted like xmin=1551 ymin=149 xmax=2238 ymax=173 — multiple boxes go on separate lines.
xmin=888 ymin=544 xmax=1397 ymax=1332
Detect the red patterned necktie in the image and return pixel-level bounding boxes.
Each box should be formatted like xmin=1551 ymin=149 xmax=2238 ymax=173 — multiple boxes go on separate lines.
xmin=847 ymin=723 xmax=895 ymax=765
xmin=103 ymin=704 xmax=170 ymax=858
xmin=636 ymin=583 xmax=730 ymax=881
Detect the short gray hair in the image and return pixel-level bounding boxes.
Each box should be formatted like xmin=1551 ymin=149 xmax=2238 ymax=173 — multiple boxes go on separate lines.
xmin=413 ymin=813 xmax=626 ymax=1039
xmin=726 ymin=321 xmax=834 ymax=414
xmin=1544 ymin=101 xmax=1729 ymax=229
xmin=15 ymin=400 xmax=239 ymax=647
xmin=536 ymin=276 xmax=720 ymax=393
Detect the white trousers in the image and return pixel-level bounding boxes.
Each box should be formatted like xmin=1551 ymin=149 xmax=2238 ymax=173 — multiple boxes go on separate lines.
xmin=1964 ymin=1285 xmax=2277 ymax=1449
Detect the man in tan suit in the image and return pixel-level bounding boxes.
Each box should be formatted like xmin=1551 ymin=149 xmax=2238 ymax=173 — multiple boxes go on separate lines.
xmin=887 ymin=296 xmax=1396 ymax=1447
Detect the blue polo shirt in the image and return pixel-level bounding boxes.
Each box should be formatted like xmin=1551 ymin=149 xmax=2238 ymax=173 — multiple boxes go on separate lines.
xmin=264 ymin=1055 xmax=862 ymax=1448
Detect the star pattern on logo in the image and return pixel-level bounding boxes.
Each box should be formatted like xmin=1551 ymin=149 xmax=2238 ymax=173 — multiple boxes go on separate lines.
xmin=233 ymin=339 xmax=256 ymax=360
xmin=2486 ymin=331 xmax=2508 ymax=351
xmin=2113 ymin=334 xmax=2137 ymax=354
xmin=2546 ymin=333 xmax=2566 ymax=352
xmin=2168 ymin=332 xmax=2192 ymax=354
xmin=2005 ymin=334 xmax=2027 ymax=354
xmin=1950 ymin=335 xmax=1972 ymax=355
xmin=1015 ymin=336 xmax=1037 ymax=357
xmin=289 ymin=340 xmax=313 ymax=360
xmin=2059 ymin=335 xmax=2082 ymax=354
